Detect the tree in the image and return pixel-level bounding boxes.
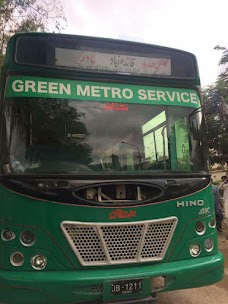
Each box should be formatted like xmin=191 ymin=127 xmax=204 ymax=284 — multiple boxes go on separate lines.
xmin=0 ymin=0 xmax=66 ymax=65
xmin=203 ymin=89 xmax=228 ymax=166
xmin=202 ymin=45 xmax=228 ymax=167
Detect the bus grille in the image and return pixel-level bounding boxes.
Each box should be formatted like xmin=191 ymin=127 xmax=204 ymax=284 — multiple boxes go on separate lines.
xmin=61 ymin=217 xmax=178 ymax=266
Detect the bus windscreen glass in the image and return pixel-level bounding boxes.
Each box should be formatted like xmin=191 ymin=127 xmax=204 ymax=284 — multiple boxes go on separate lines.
xmin=3 ymin=77 xmax=207 ymax=175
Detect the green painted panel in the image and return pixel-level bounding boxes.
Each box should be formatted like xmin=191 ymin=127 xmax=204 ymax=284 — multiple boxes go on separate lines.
xmin=6 ymin=76 xmax=200 ymax=108
xmin=0 ymin=184 xmax=224 ymax=304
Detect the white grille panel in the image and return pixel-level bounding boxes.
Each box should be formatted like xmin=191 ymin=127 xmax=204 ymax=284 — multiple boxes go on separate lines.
xmin=61 ymin=217 xmax=178 ymax=266
xmin=64 ymin=225 xmax=106 ymax=264
xmin=101 ymin=224 xmax=144 ymax=262
xmin=141 ymin=220 xmax=177 ymax=260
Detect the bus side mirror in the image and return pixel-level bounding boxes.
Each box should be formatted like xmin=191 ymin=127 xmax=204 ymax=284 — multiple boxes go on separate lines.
xmin=189 ymin=109 xmax=202 ymax=141
xmin=190 ymin=117 xmax=200 ymax=140
xmin=219 ymin=96 xmax=228 ymax=127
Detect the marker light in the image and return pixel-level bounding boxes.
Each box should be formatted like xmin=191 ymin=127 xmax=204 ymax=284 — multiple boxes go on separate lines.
xmin=2 ymin=229 xmax=14 ymax=241
xmin=204 ymin=238 xmax=214 ymax=252
xmin=20 ymin=231 xmax=35 ymax=246
xmin=10 ymin=252 xmax=24 ymax=266
xmin=195 ymin=221 xmax=206 ymax=235
xmin=31 ymin=254 xmax=47 ymax=270
xmin=190 ymin=243 xmax=201 ymax=257
xmin=209 ymin=218 xmax=216 ymax=228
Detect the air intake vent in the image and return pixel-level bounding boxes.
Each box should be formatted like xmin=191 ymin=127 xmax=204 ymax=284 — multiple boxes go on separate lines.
xmin=61 ymin=217 xmax=177 ymax=266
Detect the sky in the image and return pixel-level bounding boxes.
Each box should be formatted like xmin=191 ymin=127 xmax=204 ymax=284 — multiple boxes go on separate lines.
xmin=61 ymin=0 xmax=228 ymax=87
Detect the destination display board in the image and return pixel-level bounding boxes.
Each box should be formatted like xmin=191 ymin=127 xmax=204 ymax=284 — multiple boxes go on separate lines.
xmin=55 ymin=48 xmax=171 ymax=76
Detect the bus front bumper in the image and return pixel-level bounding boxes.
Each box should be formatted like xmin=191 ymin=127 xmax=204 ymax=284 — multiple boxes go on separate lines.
xmin=0 ymin=252 xmax=224 ymax=304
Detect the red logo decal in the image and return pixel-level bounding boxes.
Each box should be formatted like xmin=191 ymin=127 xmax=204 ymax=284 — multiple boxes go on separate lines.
xmin=109 ymin=209 xmax=136 ymax=220
xmin=104 ymin=102 xmax=129 ymax=111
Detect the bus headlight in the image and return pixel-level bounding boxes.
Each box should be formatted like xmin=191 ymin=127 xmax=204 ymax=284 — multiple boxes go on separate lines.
xmin=20 ymin=231 xmax=35 ymax=246
xmin=190 ymin=243 xmax=201 ymax=257
xmin=195 ymin=221 xmax=206 ymax=235
xmin=31 ymin=254 xmax=47 ymax=270
xmin=10 ymin=252 xmax=24 ymax=266
xmin=204 ymin=238 xmax=214 ymax=252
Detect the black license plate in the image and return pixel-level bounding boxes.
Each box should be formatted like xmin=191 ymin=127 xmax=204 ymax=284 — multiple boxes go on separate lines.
xmin=111 ymin=279 xmax=142 ymax=295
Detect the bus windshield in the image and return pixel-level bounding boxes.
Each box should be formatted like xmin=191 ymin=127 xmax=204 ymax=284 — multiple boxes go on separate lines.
xmin=2 ymin=96 xmax=207 ymax=175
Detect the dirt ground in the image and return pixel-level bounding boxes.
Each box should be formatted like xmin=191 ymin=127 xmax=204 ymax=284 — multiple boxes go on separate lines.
xmin=216 ymin=224 xmax=228 ymax=290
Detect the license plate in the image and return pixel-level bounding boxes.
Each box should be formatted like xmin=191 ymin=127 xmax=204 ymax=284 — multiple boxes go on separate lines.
xmin=111 ymin=279 xmax=142 ymax=295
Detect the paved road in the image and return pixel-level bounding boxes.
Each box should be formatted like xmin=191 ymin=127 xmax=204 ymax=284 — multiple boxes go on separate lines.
xmin=157 ymin=285 xmax=228 ymax=304
xmin=157 ymin=230 xmax=228 ymax=304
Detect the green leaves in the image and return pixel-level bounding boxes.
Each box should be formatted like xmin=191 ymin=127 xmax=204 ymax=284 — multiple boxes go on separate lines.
xmin=214 ymin=45 xmax=228 ymax=67
xmin=0 ymin=0 xmax=66 ymax=65
xmin=202 ymin=45 xmax=228 ymax=167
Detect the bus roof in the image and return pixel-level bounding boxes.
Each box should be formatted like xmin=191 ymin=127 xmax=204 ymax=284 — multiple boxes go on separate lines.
xmin=3 ymin=32 xmax=200 ymax=86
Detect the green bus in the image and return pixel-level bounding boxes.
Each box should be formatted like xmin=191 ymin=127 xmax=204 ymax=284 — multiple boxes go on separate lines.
xmin=0 ymin=33 xmax=224 ymax=304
